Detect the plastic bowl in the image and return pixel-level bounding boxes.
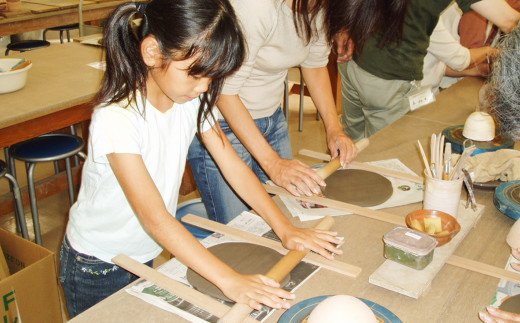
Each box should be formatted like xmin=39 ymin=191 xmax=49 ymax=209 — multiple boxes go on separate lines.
xmin=0 ymin=58 xmax=32 ymax=94
xmin=405 ymin=209 xmax=461 ymax=246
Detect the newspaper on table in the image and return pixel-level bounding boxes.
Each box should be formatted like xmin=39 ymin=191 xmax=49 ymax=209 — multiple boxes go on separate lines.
xmin=279 ymin=158 xmax=424 ymax=221
xmin=491 ymin=254 xmax=520 ymax=307
xmin=126 ymin=211 xmax=320 ymax=322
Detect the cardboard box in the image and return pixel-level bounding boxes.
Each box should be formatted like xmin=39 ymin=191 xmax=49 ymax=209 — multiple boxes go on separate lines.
xmin=0 ymin=228 xmax=62 ymax=323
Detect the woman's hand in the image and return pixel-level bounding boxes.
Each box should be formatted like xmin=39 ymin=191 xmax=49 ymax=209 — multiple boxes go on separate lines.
xmin=219 ymin=273 xmax=295 ymax=311
xmin=265 ymin=157 xmax=326 ymax=197
xmin=326 ymin=127 xmax=357 ymax=167
xmin=479 ymin=306 xmax=520 ymax=322
xmin=278 ymin=225 xmax=344 ymax=260
xmin=511 ymin=248 xmax=520 ymax=271
xmin=334 ymin=30 xmax=355 ymax=64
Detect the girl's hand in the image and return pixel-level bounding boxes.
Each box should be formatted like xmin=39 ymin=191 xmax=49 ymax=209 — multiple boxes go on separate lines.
xmin=219 ymin=273 xmax=295 ymax=311
xmin=278 ymin=225 xmax=344 ymax=260
xmin=479 ymin=306 xmax=520 ymax=322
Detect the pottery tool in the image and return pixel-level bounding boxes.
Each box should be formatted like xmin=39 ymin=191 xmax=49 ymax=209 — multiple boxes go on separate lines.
xmin=182 ymin=214 xmax=361 ymax=277
xmin=112 ymin=254 xmax=259 ymax=323
xmin=462 ymin=169 xmax=477 ymax=211
xmin=314 ymin=138 xmax=369 ymax=179
xmin=417 ymin=140 xmax=432 ymax=178
xmin=10 ymin=59 xmax=30 ymax=71
xmin=299 ymin=149 xmax=423 ymax=184
xmin=430 ymin=133 xmax=437 ymax=178
xmin=494 ymin=181 xmax=520 ymax=220
xmin=449 ymin=145 xmax=476 ymax=180
xmin=443 ymin=143 xmax=452 ymax=180
xmin=219 ymin=216 xmax=335 ymax=323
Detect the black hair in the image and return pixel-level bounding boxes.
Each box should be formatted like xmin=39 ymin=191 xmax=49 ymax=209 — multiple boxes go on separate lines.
xmin=94 ymin=0 xmax=245 ymax=134
xmin=325 ymin=0 xmax=409 ymax=52
xmin=291 ymin=0 xmax=324 ymax=44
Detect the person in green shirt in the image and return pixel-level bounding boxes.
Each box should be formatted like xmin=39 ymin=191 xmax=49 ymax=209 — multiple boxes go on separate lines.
xmin=333 ymin=0 xmax=519 ymax=141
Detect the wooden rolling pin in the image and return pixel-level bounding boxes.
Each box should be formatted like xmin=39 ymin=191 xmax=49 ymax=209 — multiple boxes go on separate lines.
xmin=218 ymin=216 xmax=335 ymax=323
xmin=315 ymin=138 xmax=369 ymax=179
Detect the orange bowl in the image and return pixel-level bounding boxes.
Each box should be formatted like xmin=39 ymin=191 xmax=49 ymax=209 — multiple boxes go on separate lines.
xmin=405 ymin=209 xmax=461 ymax=246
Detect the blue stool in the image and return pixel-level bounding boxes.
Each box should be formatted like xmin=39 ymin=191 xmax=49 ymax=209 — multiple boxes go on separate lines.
xmin=9 ymin=133 xmax=86 ymax=244
xmin=0 ymin=160 xmax=29 ymax=240
xmin=176 ymin=198 xmax=213 ymax=239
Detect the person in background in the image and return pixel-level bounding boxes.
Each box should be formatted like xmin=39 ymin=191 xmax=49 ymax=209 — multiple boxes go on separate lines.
xmin=479 ymin=25 xmax=520 ymax=322
xmin=188 ymin=0 xmax=357 ymax=224
xmin=59 ymin=0 xmax=343 ymax=317
xmin=334 ymin=0 xmax=519 ymax=142
xmin=422 ymin=3 xmax=499 ymax=96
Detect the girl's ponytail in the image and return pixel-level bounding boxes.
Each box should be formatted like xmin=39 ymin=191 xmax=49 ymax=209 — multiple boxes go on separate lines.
xmin=95 ymin=2 xmax=149 ymax=106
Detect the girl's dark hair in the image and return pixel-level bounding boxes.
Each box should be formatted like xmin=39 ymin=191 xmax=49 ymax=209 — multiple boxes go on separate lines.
xmin=326 ymin=0 xmax=409 ymax=52
xmin=95 ymin=0 xmax=245 ymax=134
xmin=291 ymin=0 xmax=325 ymax=44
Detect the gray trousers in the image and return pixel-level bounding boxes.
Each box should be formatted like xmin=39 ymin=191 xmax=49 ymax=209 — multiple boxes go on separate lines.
xmin=339 ymin=60 xmax=413 ymax=141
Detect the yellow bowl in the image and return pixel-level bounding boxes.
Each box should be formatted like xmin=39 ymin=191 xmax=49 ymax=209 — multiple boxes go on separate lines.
xmin=405 ymin=209 xmax=461 ymax=246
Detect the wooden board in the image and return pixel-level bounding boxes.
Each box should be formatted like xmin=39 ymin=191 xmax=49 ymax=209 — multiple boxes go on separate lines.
xmin=369 ymin=202 xmax=485 ymax=299
xmin=23 ymin=0 xmax=94 ymax=10
xmin=20 ymin=1 xmax=67 ymax=12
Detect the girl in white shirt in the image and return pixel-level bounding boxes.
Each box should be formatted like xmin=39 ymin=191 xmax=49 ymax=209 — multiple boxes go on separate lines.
xmin=60 ymin=0 xmax=343 ymax=318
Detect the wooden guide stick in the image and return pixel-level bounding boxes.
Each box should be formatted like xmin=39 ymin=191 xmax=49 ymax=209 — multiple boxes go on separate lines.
xmin=182 ymin=214 xmax=361 ymax=278
xmin=218 ymin=216 xmax=335 ymax=323
xmin=315 ymin=138 xmax=370 ymax=179
xmin=263 ymin=184 xmax=404 ymax=225
xmin=447 ymin=255 xmax=520 ymax=284
xmin=299 ymin=148 xmax=424 ymax=184
xmin=111 ymin=255 xmax=258 ymax=323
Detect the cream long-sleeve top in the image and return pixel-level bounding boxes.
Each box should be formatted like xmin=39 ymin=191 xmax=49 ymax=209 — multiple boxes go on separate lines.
xmin=221 ymin=0 xmax=330 ymax=119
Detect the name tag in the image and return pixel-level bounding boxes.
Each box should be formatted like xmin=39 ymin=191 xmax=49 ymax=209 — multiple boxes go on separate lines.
xmin=408 ymin=86 xmax=435 ymax=111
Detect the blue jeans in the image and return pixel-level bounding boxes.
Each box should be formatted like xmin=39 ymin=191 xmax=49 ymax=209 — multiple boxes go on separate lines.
xmin=188 ymin=107 xmax=292 ymax=224
xmin=59 ymin=236 xmax=153 ymax=318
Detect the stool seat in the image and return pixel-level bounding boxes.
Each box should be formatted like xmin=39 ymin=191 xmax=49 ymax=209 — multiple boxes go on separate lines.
xmin=10 ymin=134 xmax=84 ymax=162
xmin=43 ymin=23 xmax=80 ymax=43
xmin=5 ymin=40 xmax=51 ymax=55
xmin=9 ymin=133 xmax=85 ymax=245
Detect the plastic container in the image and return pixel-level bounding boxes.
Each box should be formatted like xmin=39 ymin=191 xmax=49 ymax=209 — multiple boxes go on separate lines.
xmin=383 ymin=227 xmax=437 ymax=270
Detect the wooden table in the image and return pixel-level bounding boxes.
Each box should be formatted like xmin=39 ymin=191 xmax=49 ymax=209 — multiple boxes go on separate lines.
xmin=0 ymin=41 xmax=102 ymax=149
xmin=0 ymin=0 xmax=125 ymax=36
xmin=70 ymin=77 xmax=516 ymax=323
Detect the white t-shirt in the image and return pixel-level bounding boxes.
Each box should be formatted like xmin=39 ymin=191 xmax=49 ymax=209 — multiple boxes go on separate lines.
xmin=66 ymin=94 xmax=213 ymax=263
xmin=422 ymin=3 xmax=470 ymax=95
xmin=221 ymin=0 xmax=330 ymax=119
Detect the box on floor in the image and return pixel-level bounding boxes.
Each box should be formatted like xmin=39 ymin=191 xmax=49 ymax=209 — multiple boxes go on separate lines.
xmin=0 ymin=228 xmax=62 ymax=323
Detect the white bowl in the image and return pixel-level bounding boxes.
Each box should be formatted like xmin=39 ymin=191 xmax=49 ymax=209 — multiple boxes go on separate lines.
xmin=462 ymin=111 xmax=495 ymax=141
xmin=0 ymin=58 xmax=32 ymax=94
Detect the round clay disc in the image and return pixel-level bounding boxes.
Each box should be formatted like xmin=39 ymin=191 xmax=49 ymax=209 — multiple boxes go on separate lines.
xmin=187 ymin=242 xmax=290 ymax=302
xmin=500 ymin=294 xmax=520 ymax=314
xmin=322 ymin=169 xmax=393 ymax=207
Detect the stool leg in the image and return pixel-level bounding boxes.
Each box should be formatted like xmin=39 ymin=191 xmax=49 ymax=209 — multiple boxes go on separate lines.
xmin=4 ymin=174 xmax=29 ymax=240
xmin=65 ymin=157 xmax=75 ymax=206
xmin=26 ymin=163 xmax=42 ymax=245
xmin=59 ymin=30 xmax=64 ymax=44
xmin=70 ymin=125 xmax=80 ymax=166
xmin=6 ymin=151 xmax=22 ymax=235
xmin=66 ymin=30 xmax=71 ymax=42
